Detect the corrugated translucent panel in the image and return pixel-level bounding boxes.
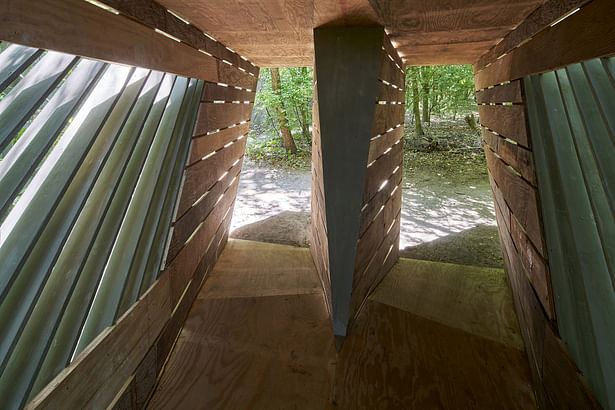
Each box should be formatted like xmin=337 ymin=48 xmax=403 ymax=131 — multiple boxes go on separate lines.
xmin=0 ymin=42 xmax=203 ymax=409
xmin=525 ymin=57 xmax=615 ymax=410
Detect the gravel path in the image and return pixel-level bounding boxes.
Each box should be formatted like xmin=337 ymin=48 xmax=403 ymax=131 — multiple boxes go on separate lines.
xmin=232 ymin=158 xmax=496 ymax=243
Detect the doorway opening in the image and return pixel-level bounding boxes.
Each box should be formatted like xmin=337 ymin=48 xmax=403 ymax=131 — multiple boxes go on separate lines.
xmin=230 ymin=67 xmax=313 ymax=247
xmin=399 ymin=65 xmax=501 ymax=268
xmin=230 ymin=65 xmax=501 ymax=269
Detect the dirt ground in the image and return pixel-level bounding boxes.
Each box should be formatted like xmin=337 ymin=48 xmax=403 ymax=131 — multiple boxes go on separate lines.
xmin=231 ymin=119 xmax=503 ymax=269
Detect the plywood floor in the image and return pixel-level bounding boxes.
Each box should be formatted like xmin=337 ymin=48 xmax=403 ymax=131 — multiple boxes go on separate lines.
xmin=148 ymin=239 xmax=535 ymax=409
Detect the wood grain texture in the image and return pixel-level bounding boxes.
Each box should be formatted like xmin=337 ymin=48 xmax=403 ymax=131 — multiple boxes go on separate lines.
xmin=150 ymin=240 xmax=537 ymax=410
xmin=489 ymin=174 xmax=511 ymax=232
xmin=189 ymin=122 xmax=250 ymax=163
xmin=0 ymin=0 xmax=220 ymax=82
xmin=476 ymin=80 xmax=523 ymax=102
xmin=350 ymin=212 xmax=400 ymax=320
xmin=482 ymin=126 xmax=536 ymax=186
xmin=202 ymin=83 xmax=256 ymax=103
xmin=382 ymin=34 xmax=404 ymax=68
xmin=167 ymin=177 xmax=240 ymax=305
xmin=478 ymin=104 xmax=529 ymax=148
xmin=149 ymin=0 xmax=543 ymax=67
xmin=475 ymin=0 xmax=592 ymax=71
xmin=168 ymin=158 xmax=243 ymax=261
xmin=510 ymin=216 xmax=554 ymax=319
xmin=371 ymin=258 xmax=525 ymax=350
xmin=368 ymin=126 xmax=403 ymax=163
xmin=364 ymin=140 xmax=403 ymax=204
xmin=216 ymin=60 xmax=259 ymax=90
xmin=370 ymin=0 xmax=543 ymax=65
xmin=309 ymin=81 xmax=332 ymax=317
xmin=150 ymin=240 xmax=336 ymax=409
xmin=200 ymin=240 xmax=322 ymax=299
xmin=495 ymin=191 xmax=547 ymax=392
xmin=372 ymin=103 xmax=405 ymax=136
xmin=485 ymin=147 xmax=544 ymax=256
xmin=359 ymin=169 xmax=402 ymax=238
xmin=101 ymin=0 xmax=258 ymax=75
xmin=376 ymin=81 xmax=405 ymax=102
xmin=194 ymin=103 xmax=253 ymax=134
xmin=379 ymin=50 xmax=404 ymax=88
xmin=150 ymin=294 xmax=336 ymax=410
xmin=336 ymin=300 xmax=535 ymax=409
xmin=542 ymin=325 xmax=603 ymax=409
xmin=474 ymin=0 xmax=615 ymax=89
xmin=177 ymin=137 xmax=246 ymax=216
xmin=157 ymin=0 xmax=314 ymax=67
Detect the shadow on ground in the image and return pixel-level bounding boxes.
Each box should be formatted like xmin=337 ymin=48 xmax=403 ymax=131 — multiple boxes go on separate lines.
xmin=231 ymin=212 xmax=503 ymax=269
xmin=400 ymin=224 xmax=503 ymax=268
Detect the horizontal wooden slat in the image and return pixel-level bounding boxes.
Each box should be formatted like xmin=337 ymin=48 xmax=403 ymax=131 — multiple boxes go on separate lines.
xmin=351 ymin=210 xmax=400 ymax=319
xmin=364 ymin=141 xmax=402 ymax=204
xmin=101 ymin=0 xmax=258 ymax=75
xmin=360 ymin=170 xmax=402 ymax=238
xmin=356 ymin=184 xmax=401 ymax=273
xmin=379 ymin=50 xmax=404 ymax=89
xmin=474 ymin=0 xmax=615 ymax=89
xmin=485 ymin=145 xmax=544 ymax=255
xmin=475 ymin=0 xmax=591 ymax=71
xmin=155 ymin=205 xmax=230 ymax=369
xmin=478 ymin=104 xmax=529 ymax=148
xmin=495 ymin=199 xmax=546 ymax=372
xmin=510 ymin=215 xmax=553 ymax=318
xmin=489 ymin=174 xmax=511 ymax=233
xmin=190 ymin=122 xmax=250 ymax=162
xmin=482 ymin=127 xmax=536 ymax=186
xmin=201 ymin=83 xmax=256 ymax=103
xmin=167 ymin=176 xmax=240 ymax=305
xmin=383 ymin=35 xmax=404 ymax=70
xmin=368 ymin=126 xmax=403 ymax=164
xmin=26 ymin=273 xmax=171 ymax=409
xmin=194 ymin=103 xmax=253 ymax=134
xmin=0 ymin=0 xmax=221 ymax=83
xmin=371 ymin=103 xmax=404 ymax=137
xmin=476 ymin=80 xmax=523 ymax=103
xmin=177 ymin=137 xmax=246 ymax=216
xmin=168 ymin=158 xmax=243 ymax=262
xmin=216 ymin=60 xmax=259 ymax=90
xmin=376 ymin=81 xmax=405 ymax=102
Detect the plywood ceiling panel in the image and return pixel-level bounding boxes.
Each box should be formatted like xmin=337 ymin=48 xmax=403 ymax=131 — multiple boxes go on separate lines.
xmin=157 ymin=0 xmax=544 ymax=67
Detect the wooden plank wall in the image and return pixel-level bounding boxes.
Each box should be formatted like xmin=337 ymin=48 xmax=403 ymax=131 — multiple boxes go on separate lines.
xmin=473 ymin=1 xmax=614 ymax=407
xmin=21 ymin=1 xmax=259 ymax=408
xmin=349 ymin=36 xmax=405 ymax=323
xmin=310 ymin=74 xmax=332 ymax=316
xmin=479 ymin=81 xmax=600 ymax=410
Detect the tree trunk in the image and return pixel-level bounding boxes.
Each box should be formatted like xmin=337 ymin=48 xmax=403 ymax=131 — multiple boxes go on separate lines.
xmin=412 ymin=81 xmax=423 ymax=136
xmin=270 ymin=68 xmax=297 ymax=154
xmin=422 ymin=82 xmax=430 ymax=125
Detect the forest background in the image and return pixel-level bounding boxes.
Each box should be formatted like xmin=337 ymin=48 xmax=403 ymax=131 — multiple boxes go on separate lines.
xmin=247 ymin=65 xmax=480 ymax=167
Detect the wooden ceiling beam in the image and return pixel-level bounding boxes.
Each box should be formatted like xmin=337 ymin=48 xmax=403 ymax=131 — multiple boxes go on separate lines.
xmin=474 ymin=0 xmax=592 ymax=70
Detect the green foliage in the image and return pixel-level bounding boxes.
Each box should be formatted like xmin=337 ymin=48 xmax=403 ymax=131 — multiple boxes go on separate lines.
xmin=245 ymin=127 xmax=312 ymax=168
xmin=248 ymin=67 xmax=313 ymax=167
xmin=255 ymin=67 xmax=313 ymax=140
xmin=405 ymin=65 xmax=476 ymax=122
xmin=247 ymin=64 xmax=476 ymax=166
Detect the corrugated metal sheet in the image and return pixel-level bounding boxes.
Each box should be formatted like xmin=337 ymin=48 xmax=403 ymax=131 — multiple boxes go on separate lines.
xmin=0 ymin=41 xmax=203 ymax=408
xmin=525 ymin=57 xmax=615 ymax=409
